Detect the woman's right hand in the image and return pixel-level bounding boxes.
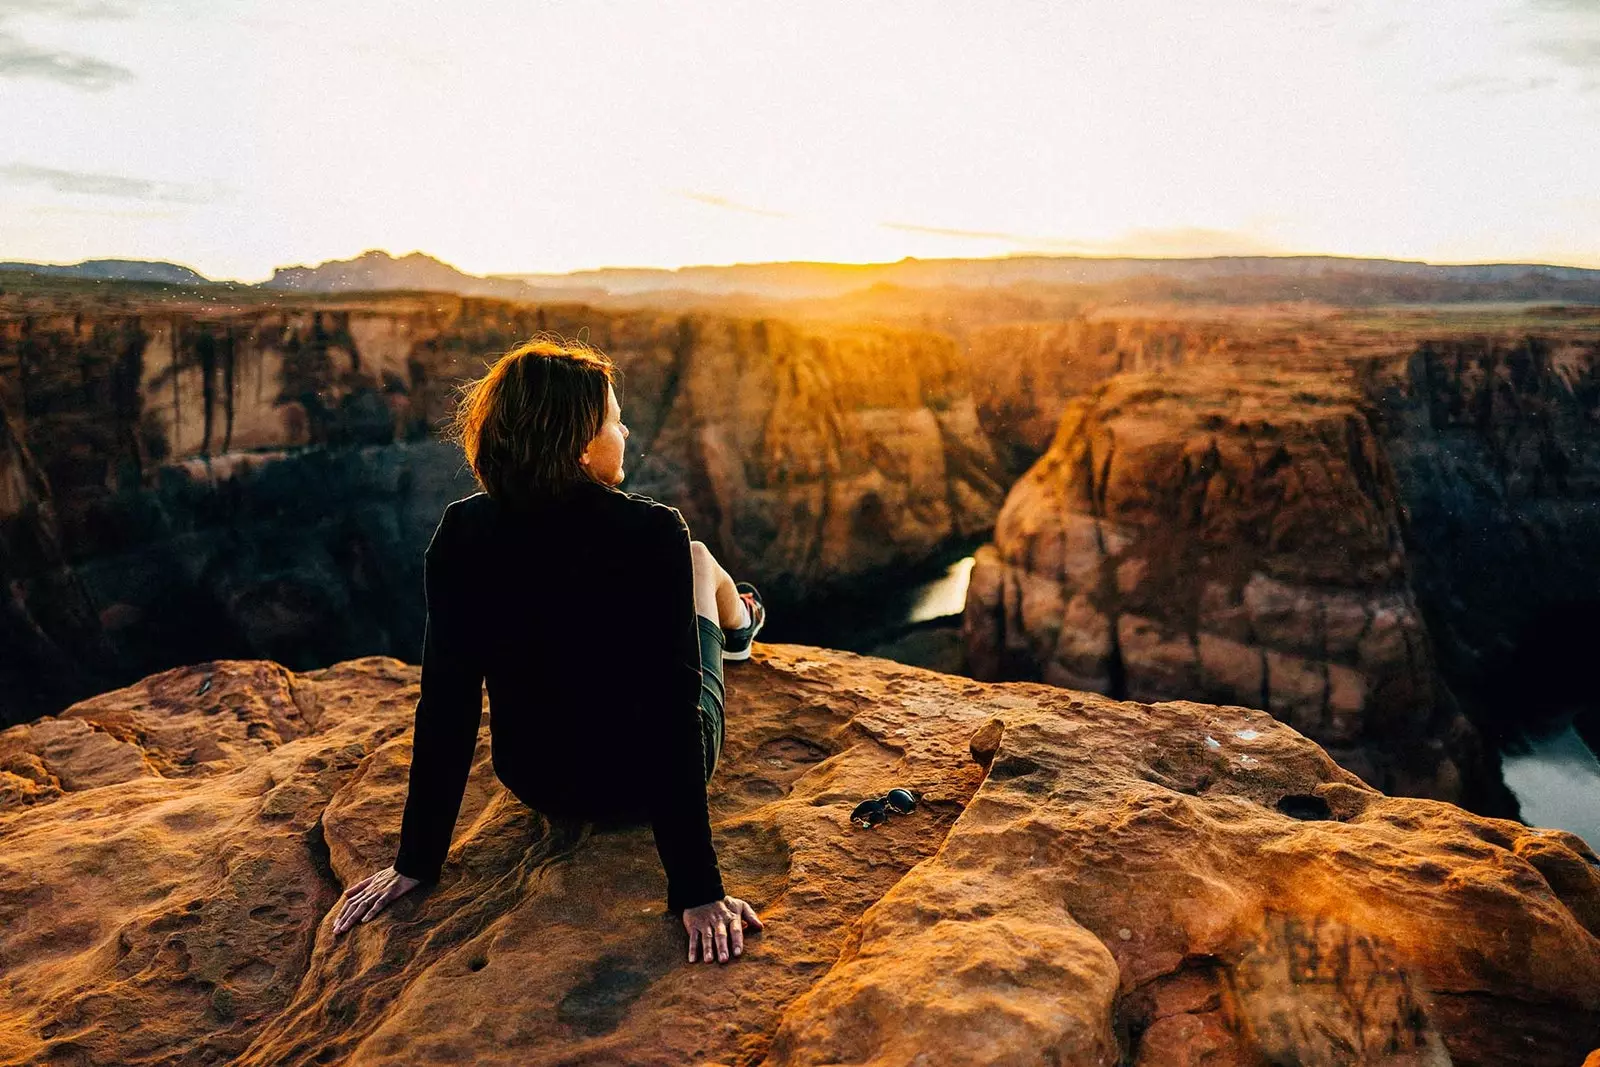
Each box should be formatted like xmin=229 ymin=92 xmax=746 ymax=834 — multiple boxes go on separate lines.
xmin=682 ymin=895 xmax=764 ymax=963
xmin=333 ymin=866 xmax=420 ymax=935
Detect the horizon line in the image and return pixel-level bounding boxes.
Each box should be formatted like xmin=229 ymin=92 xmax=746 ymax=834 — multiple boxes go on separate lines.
xmin=8 ymin=247 xmax=1600 ymax=285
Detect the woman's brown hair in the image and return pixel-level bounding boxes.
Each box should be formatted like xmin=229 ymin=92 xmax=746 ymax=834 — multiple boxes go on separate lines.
xmin=446 ymin=335 xmax=618 ymax=507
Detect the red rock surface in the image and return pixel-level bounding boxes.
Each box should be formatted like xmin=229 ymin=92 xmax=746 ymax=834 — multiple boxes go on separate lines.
xmin=965 ymin=316 xmax=1236 ymax=471
xmin=961 ymin=364 xmax=1510 ymax=807
xmin=1 ymin=646 xmax=1596 ymax=1065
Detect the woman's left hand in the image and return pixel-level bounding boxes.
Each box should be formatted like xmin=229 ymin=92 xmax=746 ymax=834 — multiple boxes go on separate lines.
xmin=332 ymin=866 xmax=420 ymax=934
xmin=682 ymin=894 xmax=764 ymax=963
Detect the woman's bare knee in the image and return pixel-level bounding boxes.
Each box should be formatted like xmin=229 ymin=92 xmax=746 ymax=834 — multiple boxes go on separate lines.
xmin=690 ymin=539 xmax=716 ymax=578
xmin=690 ymin=541 xmax=722 ymax=620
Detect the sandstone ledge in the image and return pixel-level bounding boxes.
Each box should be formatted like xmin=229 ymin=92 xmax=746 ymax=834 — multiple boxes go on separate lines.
xmin=0 ymin=647 xmax=1596 ymax=1065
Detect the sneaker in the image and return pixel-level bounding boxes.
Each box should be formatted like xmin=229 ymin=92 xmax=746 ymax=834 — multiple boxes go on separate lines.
xmin=722 ymin=581 xmax=766 ymax=662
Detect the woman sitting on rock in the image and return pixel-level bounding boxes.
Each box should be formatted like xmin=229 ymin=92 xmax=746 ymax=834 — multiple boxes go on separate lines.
xmin=331 ymin=337 xmax=766 ymax=965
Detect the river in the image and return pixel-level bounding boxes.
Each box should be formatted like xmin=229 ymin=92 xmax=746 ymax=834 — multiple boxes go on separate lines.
xmin=1500 ymin=715 xmax=1600 ymax=848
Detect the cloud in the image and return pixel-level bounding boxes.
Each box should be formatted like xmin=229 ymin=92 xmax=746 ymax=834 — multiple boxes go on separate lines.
xmin=676 ymin=191 xmax=793 ymax=219
xmin=31 ymin=202 xmax=180 ymax=219
xmin=0 ymin=0 xmax=132 ymax=16
xmin=1437 ymin=71 xmax=1561 ymax=95
xmin=0 ymin=0 xmax=135 ymax=89
xmin=881 ymin=221 xmax=1039 ymax=242
xmin=879 ymin=221 xmax=1286 ymax=258
xmin=1518 ymin=0 xmax=1600 ymax=89
xmin=1535 ymin=36 xmax=1600 ymax=67
xmin=0 ymin=31 xmax=131 ymax=87
xmin=0 ymin=162 xmax=219 ymax=202
xmin=1525 ymin=0 xmax=1600 ymax=12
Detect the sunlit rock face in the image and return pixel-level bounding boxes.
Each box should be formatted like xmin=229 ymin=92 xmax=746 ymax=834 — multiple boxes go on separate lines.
xmin=961 ymin=366 xmax=1506 ymax=808
xmin=604 ymin=314 xmax=1005 ymax=599
xmin=965 ymin=317 xmax=1235 ymax=474
xmin=0 ymin=647 xmax=1594 ymax=1065
xmin=0 ymin=296 xmax=1002 ymax=723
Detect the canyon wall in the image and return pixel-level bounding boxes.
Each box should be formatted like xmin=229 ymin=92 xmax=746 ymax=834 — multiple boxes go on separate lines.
xmin=963 ymin=316 xmax=1237 ymax=473
xmin=1357 ymin=334 xmax=1600 ymax=728
xmin=960 ymin=365 xmax=1504 ymax=807
xmin=0 ymin=394 xmax=123 ymax=717
xmin=604 ymin=314 xmax=1004 ymax=596
xmin=962 ymin=317 xmax=1600 ymax=811
xmin=0 ymin=647 xmax=1595 ymax=1065
xmin=0 ymin=296 xmax=1003 ymax=724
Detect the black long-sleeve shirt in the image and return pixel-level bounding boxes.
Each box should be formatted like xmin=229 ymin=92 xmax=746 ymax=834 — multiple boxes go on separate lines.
xmin=392 ymin=480 xmax=725 ymax=913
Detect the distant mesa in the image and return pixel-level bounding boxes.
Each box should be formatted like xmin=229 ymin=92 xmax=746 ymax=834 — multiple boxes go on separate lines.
xmin=0 ymin=258 xmax=210 ymax=285
xmin=492 ymin=254 xmax=1600 ymax=303
xmin=261 ymin=249 xmax=533 ymax=301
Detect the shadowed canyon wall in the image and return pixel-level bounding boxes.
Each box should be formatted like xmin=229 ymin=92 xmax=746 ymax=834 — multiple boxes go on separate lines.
xmin=1358 ymin=335 xmax=1600 ymax=729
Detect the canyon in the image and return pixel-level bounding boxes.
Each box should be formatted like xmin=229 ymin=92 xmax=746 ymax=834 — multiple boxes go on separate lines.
xmin=0 ymin=287 xmax=1003 ymax=726
xmin=4 ymin=276 xmax=1598 ymax=820
xmin=2 ymin=272 xmax=1599 ymax=1062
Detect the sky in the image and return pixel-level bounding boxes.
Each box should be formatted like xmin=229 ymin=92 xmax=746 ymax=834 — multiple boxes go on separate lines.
xmin=1 ymin=0 xmax=1597 ymax=282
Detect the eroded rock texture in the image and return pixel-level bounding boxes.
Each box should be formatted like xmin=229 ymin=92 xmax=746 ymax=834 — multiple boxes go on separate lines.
xmin=961 ymin=314 xmax=1600 ymax=809
xmin=965 ymin=316 xmax=1235 ymax=474
xmin=961 ymin=366 xmax=1503 ymax=806
xmin=1 ymin=647 xmax=1595 ymax=1065
xmin=0 ymin=296 xmax=1002 ymax=723
xmin=518 ymin=311 xmax=1003 ymax=599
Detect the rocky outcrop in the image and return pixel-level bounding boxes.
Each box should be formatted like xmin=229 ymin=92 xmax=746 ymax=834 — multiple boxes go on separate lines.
xmin=0 ymin=647 xmax=1595 ymax=1065
xmin=959 ymin=312 xmax=1600 ymax=736
xmin=0 ymin=292 xmax=1002 ymax=724
xmin=962 ymin=366 xmax=1504 ymax=808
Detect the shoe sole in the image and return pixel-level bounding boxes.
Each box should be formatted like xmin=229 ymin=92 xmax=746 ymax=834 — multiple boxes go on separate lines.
xmin=722 ymin=611 xmax=765 ymax=662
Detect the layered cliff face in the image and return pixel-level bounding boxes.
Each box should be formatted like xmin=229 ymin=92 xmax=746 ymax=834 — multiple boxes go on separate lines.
xmin=962 ymin=366 xmax=1503 ymax=807
xmin=964 ymin=316 xmax=1237 ymax=473
xmin=602 ymin=314 xmax=1004 ymax=596
xmin=1358 ymin=334 xmax=1600 ymax=727
xmin=0 ymin=648 xmax=1595 ymax=1065
xmin=0 ymin=295 xmax=1002 ymax=723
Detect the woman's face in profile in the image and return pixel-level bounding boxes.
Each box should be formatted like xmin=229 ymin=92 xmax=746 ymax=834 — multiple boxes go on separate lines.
xmin=580 ymin=384 xmax=629 ymax=486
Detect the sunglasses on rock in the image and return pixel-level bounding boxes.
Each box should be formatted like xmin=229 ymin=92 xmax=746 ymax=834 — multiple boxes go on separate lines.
xmin=850 ymin=787 xmax=920 ymax=829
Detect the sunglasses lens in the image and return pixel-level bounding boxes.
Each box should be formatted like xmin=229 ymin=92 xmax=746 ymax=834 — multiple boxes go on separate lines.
xmin=885 ymin=788 xmax=917 ymax=813
xmin=851 ymin=800 xmax=887 ymax=828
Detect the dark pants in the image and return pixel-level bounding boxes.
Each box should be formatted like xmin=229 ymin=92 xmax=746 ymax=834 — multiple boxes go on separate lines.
xmin=514 ymin=615 xmax=726 ymax=835
xmin=695 ymin=614 xmax=727 ymax=781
